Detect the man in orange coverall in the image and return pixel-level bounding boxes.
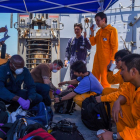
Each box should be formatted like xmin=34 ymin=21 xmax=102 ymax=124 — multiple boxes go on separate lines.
xmin=96 ymin=49 xmax=131 ymax=103
xmin=97 ymin=54 xmax=140 ymax=140
xmin=89 ymin=12 xmax=118 ymax=88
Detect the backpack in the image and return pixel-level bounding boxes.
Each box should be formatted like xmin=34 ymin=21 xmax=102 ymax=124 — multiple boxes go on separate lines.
xmin=19 ymin=128 xmax=56 ymax=140
xmin=0 ymin=123 xmax=13 ymax=140
xmin=0 ymin=101 xmax=8 ymax=124
xmin=81 ymin=95 xmax=111 ymax=131
xmin=5 ymin=118 xmax=49 ymax=140
xmin=16 ymin=102 xmax=53 ymax=126
xmin=50 ymin=120 xmax=85 ymax=140
xmin=54 ymin=88 xmax=75 ymax=114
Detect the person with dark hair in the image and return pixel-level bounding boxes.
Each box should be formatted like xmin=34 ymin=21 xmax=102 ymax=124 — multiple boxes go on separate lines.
xmin=64 ymin=23 xmax=91 ymax=84
xmin=54 ymin=61 xmax=103 ymax=107
xmin=97 ymin=54 xmax=140 ymax=140
xmin=0 ymin=55 xmax=43 ymax=111
xmin=31 ymin=59 xmax=63 ymax=106
xmin=89 ymin=12 xmax=118 ymax=88
xmin=96 ymin=49 xmax=131 ymax=103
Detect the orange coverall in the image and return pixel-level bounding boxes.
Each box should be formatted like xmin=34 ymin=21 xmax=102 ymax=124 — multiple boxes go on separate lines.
xmin=74 ymin=92 xmax=97 ymax=107
xmin=107 ymin=70 xmax=124 ymax=87
xmin=117 ymin=83 xmax=140 ymax=140
xmin=101 ymin=69 xmax=124 ymax=101
xmin=101 ymin=82 xmax=127 ymax=103
xmin=101 ymin=70 xmax=126 ymax=116
xmin=89 ymin=24 xmax=118 ymax=88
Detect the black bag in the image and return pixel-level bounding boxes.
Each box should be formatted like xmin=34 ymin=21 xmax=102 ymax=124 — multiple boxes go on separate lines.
xmin=5 ymin=118 xmax=47 ymax=140
xmin=50 ymin=120 xmax=85 ymax=140
xmin=81 ymin=95 xmax=111 ymax=131
xmin=19 ymin=122 xmax=48 ymax=138
xmin=0 ymin=123 xmax=13 ymax=139
xmin=54 ymin=88 xmax=75 ymax=114
xmin=0 ymin=101 xmax=8 ymax=124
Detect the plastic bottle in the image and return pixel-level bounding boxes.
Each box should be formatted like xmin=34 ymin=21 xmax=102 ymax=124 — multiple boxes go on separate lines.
xmin=97 ymin=114 xmax=102 ymax=119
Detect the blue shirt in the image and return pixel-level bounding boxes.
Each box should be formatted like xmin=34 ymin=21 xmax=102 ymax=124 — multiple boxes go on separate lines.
xmin=74 ymin=72 xmax=103 ymax=94
xmin=0 ymin=61 xmax=37 ymax=102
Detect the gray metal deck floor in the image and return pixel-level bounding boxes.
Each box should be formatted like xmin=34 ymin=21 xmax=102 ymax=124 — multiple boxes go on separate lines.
xmin=53 ymin=104 xmax=99 ymax=140
xmin=52 ymin=85 xmax=118 ymax=139
xmin=53 ymin=104 xmax=117 ymax=140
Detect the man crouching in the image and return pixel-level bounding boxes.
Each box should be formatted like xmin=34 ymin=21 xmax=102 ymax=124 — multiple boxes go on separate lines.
xmin=0 ymin=55 xmax=43 ymax=111
xmin=54 ymin=60 xmax=103 ymax=107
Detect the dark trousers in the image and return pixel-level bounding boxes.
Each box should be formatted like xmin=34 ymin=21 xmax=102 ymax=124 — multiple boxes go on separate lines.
xmin=35 ymin=83 xmax=51 ymax=106
xmin=2 ymin=89 xmax=43 ymax=112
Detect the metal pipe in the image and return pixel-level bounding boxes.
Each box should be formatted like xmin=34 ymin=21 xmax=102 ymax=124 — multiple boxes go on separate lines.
xmin=132 ymin=17 xmax=140 ymax=26
xmin=10 ymin=13 xmax=13 ymax=28
xmin=106 ymin=5 xmax=140 ymax=11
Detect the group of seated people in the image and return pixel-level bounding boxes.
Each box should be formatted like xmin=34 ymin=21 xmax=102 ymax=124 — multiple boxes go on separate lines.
xmin=0 ymin=49 xmax=140 ymax=140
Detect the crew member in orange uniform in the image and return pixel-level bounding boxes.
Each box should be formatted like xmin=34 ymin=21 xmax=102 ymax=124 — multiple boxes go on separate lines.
xmin=96 ymin=49 xmax=131 ymax=103
xmin=89 ymin=12 xmax=118 ymax=88
xmin=97 ymin=54 xmax=140 ymax=140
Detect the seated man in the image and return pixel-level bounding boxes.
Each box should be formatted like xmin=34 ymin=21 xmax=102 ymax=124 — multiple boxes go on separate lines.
xmin=96 ymin=49 xmax=131 ymax=103
xmin=0 ymin=55 xmax=43 ymax=111
xmin=54 ymin=60 xmax=103 ymax=107
xmin=31 ymin=59 xmax=63 ymax=106
xmin=97 ymin=54 xmax=140 ymax=140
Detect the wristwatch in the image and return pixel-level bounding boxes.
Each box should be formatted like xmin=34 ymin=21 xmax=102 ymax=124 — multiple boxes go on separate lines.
xmin=59 ymin=97 xmax=62 ymax=102
xmin=112 ymin=133 xmax=117 ymax=140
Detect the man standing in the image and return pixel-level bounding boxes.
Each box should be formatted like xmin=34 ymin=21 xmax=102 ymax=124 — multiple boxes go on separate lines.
xmin=64 ymin=23 xmax=92 ymax=82
xmin=31 ymin=59 xmax=63 ymax=106
xmin=90 ymin=12 xmax=118 ymax=88
xmin=0 ymin=55 xmax=43 ymax=111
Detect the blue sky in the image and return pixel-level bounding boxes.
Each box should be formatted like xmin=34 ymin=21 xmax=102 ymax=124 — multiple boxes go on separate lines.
xmin=0 ymin=13 xmax=17 ymax=55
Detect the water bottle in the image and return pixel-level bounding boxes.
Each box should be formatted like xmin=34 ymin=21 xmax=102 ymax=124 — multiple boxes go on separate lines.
xmin=97 ymin=114 xmax=102 ymax=119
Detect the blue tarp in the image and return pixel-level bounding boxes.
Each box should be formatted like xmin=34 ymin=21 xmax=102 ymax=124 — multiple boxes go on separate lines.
xmin=0 ymin=0 xmax=118 ymax=13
